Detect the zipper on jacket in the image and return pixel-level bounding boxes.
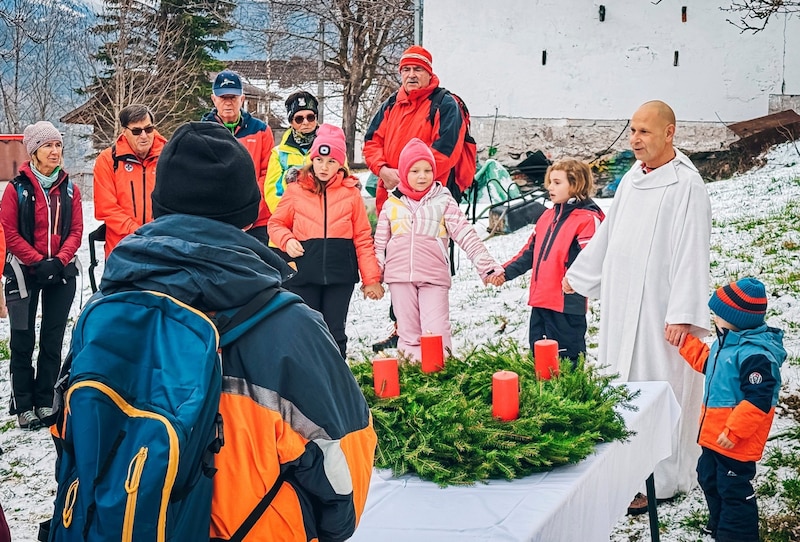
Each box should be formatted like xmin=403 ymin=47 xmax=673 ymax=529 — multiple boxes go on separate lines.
xmin=141 ymin=166 xmax=148 ymax=223
xmin=322 ymin=190 xmax=328 ymax=283
xmin=533 ymin=205 xmax=562 ymax=282
xmin=62 ymin=478 xmax=79 ymax=528
xmin=122 ymin=446 xmax=148 ymax=542
xmin=130 ymin=180 xmax=137 ymax=218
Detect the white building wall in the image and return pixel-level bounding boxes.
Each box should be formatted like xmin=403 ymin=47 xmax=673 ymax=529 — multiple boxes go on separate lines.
xmin=424 ymin=0 xmax=799 ymax=121
xmin=423 ymin=0 xmax=800 ymax=158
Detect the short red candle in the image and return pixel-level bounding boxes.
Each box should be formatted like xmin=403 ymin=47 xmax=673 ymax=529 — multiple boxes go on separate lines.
xmin=534 ymin=338 xmax=559 ymax=380
xmin=420 ymin=334 xmax=444 ymax=373
xmin=492 ymin=370 xmax=520 ymax=421
xmin=373 ymin=357 xmax=400 ymax=398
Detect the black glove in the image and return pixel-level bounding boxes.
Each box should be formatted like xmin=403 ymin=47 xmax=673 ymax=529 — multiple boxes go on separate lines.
xmin=33 ymin=258 xmax=64 ymax=285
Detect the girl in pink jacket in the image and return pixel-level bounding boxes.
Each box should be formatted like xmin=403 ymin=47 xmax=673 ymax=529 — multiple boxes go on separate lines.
xmin=373 ymin=138 xmax=503 ymax=360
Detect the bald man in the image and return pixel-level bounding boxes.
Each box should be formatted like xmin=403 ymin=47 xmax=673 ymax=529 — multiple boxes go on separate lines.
xmin=563 ymin=101 xmax=712 ymax=507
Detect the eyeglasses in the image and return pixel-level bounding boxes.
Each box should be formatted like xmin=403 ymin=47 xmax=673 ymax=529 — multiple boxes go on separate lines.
xmin=292 ymin=113 xmax=316 ymax=124
xmin=127 ymin=125 xmax=155 ymax=136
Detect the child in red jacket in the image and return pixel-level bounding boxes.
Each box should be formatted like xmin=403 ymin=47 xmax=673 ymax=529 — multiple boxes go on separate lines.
xmin=492 ymin=159 xmax=604 ymax=364
xmin=269 ymin=125 xmax=384 ymax=358
xmin=677 ymin=278 xmax=785 ymax=542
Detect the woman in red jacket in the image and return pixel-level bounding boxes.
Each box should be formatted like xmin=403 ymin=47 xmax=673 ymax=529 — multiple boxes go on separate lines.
xmin=1 ymin=121 xmax=83 ymax=430
xmin=269 ymin=125 xmax=383 ymax=358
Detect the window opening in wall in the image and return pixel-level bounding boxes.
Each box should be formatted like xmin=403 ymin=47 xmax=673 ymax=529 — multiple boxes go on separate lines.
xmin=673 ymin=51 xmax=679 ymax=66
xmin=681 ymin=6 xmax=687 ymax=22
xmin=542 ymin=50 xmax=547 ymax=65
xmin=599 ymin=5 xmax=606 ymax=21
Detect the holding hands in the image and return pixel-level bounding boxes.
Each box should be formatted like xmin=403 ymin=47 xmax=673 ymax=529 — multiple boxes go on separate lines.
xmin=486 ymin=272 xmax=505 ymax=287
xmin=362 ymin=283 xmax=385 ymax=300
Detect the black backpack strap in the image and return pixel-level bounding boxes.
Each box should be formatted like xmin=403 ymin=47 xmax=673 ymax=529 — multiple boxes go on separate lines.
xmin=111 ymin=143 xmax=120 ymax=172
xmin=211 ymin=469 xmax=290 ymax=542
xmin=427 ymin=86 xmax=448 ymax=126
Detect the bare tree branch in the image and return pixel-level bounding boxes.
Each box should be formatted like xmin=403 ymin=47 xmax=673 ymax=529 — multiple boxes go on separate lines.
xmin=723 ymin=0 xmax=800 ymax=32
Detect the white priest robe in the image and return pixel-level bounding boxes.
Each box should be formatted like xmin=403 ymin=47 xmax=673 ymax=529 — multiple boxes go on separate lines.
xmin=566 ymin=149 xmax=711 ymax=498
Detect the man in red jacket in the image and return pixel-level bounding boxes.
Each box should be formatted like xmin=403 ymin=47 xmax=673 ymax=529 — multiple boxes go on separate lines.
xmin=202 ymin=70 xmax=275 ymax=244
xmin=363 ymin=45 xmax=467 ymax=350
xmin=94 ymin=104 xmax=166 ymax=257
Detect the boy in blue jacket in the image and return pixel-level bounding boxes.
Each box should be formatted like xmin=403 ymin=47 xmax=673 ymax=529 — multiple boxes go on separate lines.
xmin=677 ymin=278 xmax=785 ymax=542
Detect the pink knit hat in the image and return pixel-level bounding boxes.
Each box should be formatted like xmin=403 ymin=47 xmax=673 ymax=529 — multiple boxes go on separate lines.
xmin=398 ymin=138 xmax=437 ymax=200
xmin=310 ymin=124 xmax=346 ymax=165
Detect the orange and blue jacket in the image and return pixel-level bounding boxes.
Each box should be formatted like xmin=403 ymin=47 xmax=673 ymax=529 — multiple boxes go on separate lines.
xmin=93 ymin=131 xmax=166 ymax=257
xmin=679 ymin=325 xmax=785 ymax=461
xmin=363 ymin=74 xmax=465 ymax=214
xmin=268 ymin=170 xmax=382 ymax=287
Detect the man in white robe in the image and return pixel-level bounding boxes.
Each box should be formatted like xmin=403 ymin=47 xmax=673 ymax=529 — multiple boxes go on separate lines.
xmin=563 ymin=101 xmax=712 ymax=503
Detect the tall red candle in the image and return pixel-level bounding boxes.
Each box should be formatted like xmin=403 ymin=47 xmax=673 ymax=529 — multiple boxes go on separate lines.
xmin=420 ymin=334 xmax=444 ymax=373
xmin=492 ymin=370 xmax=519 ymax=421
xmin=534 ymin=338 xmax=559 ymax=380
xmin=373 ymin=357 xmax=400 ymax=398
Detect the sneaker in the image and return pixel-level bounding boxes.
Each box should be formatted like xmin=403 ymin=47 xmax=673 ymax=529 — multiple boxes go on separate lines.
xmin=372 ymin=325 xmax=399 ymax=352
xmin=35 ymin=407 xmax=54 ymax=425
xmin=18 ymin=410 xmax=42 ymax=430
xmin=626 ymin=492 xmax=649 ymax=516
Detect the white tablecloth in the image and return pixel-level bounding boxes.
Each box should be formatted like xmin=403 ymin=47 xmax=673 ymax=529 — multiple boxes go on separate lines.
xmin=350 ymin=381 xmax=681 ymax=542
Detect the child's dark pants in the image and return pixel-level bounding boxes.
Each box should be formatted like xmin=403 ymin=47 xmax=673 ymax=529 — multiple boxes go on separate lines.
xmin=697 ymin=447 xmax=759 ymax=542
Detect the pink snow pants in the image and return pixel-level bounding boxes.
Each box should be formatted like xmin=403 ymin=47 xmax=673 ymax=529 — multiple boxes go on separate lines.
xmin=389 ymin=282 xmax=451 ymax=361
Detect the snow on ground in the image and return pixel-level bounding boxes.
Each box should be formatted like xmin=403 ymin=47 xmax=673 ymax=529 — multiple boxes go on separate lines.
xmin=1 ymin=142 xmax=800 ymax=541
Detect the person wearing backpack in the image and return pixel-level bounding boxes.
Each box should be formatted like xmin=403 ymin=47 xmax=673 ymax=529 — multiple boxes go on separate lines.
xmin=52 ymin=122 xmax=376 ymax=542
xmin=363 ymin=45 xmax=475 ymax=351
xmin=93 ymin=104 xmax=166 ymax=258
xmin=0 ymin=121 xmax=83 ymax=431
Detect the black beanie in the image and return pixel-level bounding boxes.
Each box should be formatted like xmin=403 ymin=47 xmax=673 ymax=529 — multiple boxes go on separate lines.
xmin=152 ymin=122 xmax=260 ymax=229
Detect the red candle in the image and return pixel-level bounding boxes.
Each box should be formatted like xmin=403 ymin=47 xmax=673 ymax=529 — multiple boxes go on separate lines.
xmin=534 ymin=338 xmax=559 ymax=380
xmin=420 ymin=334 xmax=444 ymax=373
xmin=492 ymin=370 xmax=520 ymax=421
xmin=373 ymin=357 xmax=400 ymax=398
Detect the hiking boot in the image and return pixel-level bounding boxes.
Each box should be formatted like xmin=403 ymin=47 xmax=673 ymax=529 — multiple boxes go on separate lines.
xmin=18 ymin=410 xmax=42 ymax=430
xmin=372 ymin=324 xmax=399 ymax=352
xmin=626 ymin=492 xmax=649 ymax=516
xmin=35 ymin=407 xmax=54 ymax=425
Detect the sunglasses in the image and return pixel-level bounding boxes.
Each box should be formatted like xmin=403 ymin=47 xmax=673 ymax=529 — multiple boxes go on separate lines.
xmin=127 ymin=125 xmax=155 ymax=136
xmin=292 ymin=113 xmax=316 ymax=124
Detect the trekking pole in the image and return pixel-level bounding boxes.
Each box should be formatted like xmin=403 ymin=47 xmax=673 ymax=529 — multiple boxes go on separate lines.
xmin=488 ymin=107 xmax=498 ymax=158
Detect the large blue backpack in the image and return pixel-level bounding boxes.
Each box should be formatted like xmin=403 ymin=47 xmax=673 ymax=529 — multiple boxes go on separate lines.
xmin=47 ymin=289 xmax=300 ymax=542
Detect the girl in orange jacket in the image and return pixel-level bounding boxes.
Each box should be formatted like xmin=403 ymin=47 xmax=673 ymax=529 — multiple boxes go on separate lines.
xmin=269 ymin=125 xmax=384 ymax=358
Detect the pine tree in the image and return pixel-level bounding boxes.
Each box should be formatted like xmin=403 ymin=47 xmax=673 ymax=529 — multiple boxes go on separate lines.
xmin=81 ymin=0 xmax=234 ymax=148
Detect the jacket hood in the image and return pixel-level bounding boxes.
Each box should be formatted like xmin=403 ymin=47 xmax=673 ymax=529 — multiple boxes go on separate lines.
xmin=296 ymin=169 xmax=358 ymax=191
xmin=100 ymin=214 xmax=283 ymax=312
xmin=722 ymin=324 xmax=787 ymax=368
xmin=553 ymin=197 xmax=605 ymax=219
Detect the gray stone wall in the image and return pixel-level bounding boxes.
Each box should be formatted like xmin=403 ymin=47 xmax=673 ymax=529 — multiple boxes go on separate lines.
xmin=469 ymin=116 xmax=740 ymax=166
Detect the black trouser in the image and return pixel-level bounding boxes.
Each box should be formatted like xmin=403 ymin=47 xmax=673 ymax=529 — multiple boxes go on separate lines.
xmin=528 ymin=308 xmax=586 ymax=366
xmin=246 ymin=225 xmax=270 ymax=245
xmin=8 ymin=277 xmax=76 ymax=414
xmin=286 ymin=282 xmax=354 ymax=359
xmin=697 ymin=447 xmax=759 ymax=542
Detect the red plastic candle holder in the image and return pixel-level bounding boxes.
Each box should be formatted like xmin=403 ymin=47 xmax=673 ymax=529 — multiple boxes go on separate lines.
xmin=420 ymin=334 xmax=444 ymax=373
xmin=492 ymin=370 xmax=520 ymax=421
xmin=373 ymin=357 xmax=400 ymax=398
xmin=534 ymin=338 xmax=559 ymax=380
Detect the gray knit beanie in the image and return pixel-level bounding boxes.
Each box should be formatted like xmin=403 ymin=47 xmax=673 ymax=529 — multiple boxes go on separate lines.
xmin=23 ymin=121 xmax=63 ymax=156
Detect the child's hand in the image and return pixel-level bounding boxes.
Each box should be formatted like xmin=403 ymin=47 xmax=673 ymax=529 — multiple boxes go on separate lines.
xmin=487 ymin=273 xmax=505 ymax=286
xmin=562 ymin=276 xmax=575 ymax=294
xmin=362 ymin=283 xmax=384 ymax=300
xmin=716 ymin=431 xmax=735 ymax=450
xmin=286 ymin=239 xmax=305 ymax=258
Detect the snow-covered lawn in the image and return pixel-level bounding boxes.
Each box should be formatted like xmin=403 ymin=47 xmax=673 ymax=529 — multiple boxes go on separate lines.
xmin=1 ymin=142 xmax=799 ymax=541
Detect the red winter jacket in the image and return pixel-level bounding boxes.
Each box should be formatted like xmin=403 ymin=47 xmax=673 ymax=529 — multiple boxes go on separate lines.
xmin=363 ymin=74 xmax=465 ymax=213
xmin=1 ymin=162 xmax=83 ymax=267
xmin=504 ymin=199 xmax=604 ymax=314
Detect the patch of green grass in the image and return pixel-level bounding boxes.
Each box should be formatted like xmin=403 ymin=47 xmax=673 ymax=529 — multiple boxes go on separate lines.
xmin=0 ymin=338 xmax=9 ymax=360
xmin=0 ymin=419 xmax=15 ymax=433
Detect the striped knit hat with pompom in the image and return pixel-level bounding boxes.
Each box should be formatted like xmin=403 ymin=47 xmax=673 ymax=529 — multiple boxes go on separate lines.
xmin=708 ymin=277 xmax=767 ymax=330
